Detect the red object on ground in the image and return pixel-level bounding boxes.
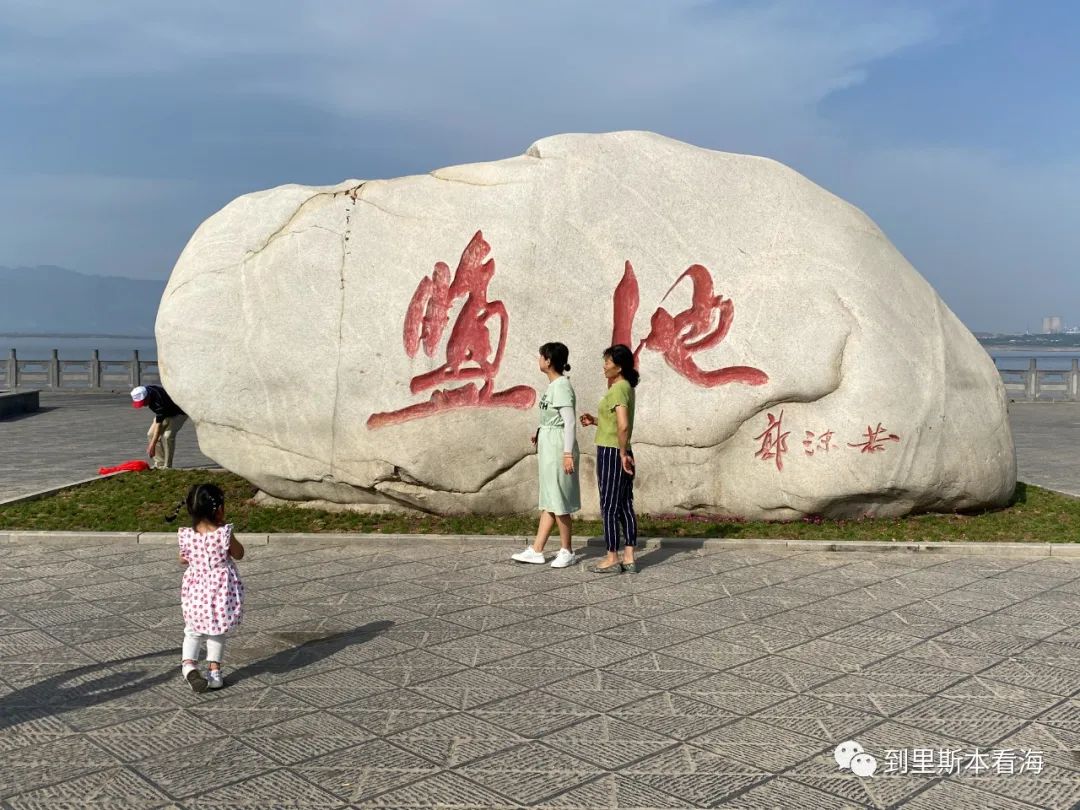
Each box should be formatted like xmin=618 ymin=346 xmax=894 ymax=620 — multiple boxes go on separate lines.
xmin=98 ymin=460 xmax=152 ymax=475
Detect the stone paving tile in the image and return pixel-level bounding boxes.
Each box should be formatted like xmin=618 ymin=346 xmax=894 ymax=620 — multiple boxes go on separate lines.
xmin=0 ymin=541 xmax=1078 ymax=807
xmin=891 ymin=695 xmax=1029 ymax=747
xmin=934 ymin=626 xmax=1039 ymax=657
xmin=725 ymin=653 xmax=843 ymax=692
xmin=784 ymin=751 xmax=925 ymax=808
xmin=86 ymin=709 xmax=224 ymax=762
xmin=719 ymin=775 xmax=859 ymax=809
xmin=602 ymin=652 xmax=713 ymax=690
xmin=190 ymin=768 xmax=346 ymax=807
xmin=857 ymin=656 xmax=971 ymax=694
xmin=129 ymin=737 xmax=280 ymax=800
xmin=460 ymin=743 xmax=603 ymax=804
xmin=540 ymin=672 xmax=658 ymax=715
xmin=820 ymin=622 xmax=926 ymax=655
xmin=967 ymin=612 xmax=1069 ymax=641
xmin=974 ymin=775 xmax=1080 ymax=809
xmin=0 ymin=735 xmax=124 ymax=796
xmin=623 ymin=772 xmax=765 ymax=808
xmin=897 ymin=639 xmax=1009 ymax=675
xmin=993 ymin=723 xmax=1080 ymax=782
xmin=672 ymin=670 xmax=796 ymax=714
xmin=899 ymin=597 xmax=996 ymax=624
xmin=899 ymin=779 xmax=1045 ymax=809
xmin=938 ymin=676 xmax=1064 ymax=719
xmin=755 ymin=608 xmax=857 ymax=637
xmin=751 ymin=694 xmax=881 ymax=741
xmin=547 ymin=605 xmax=658 ymax=633
xmin=1018 ymin=641 xmax=1080 ymax=674
xmin=588 ymin=593 xmax=686 ymax=620
xmin=690 ymin=717 xmax=824 ymax=769
xmin=641 ymin=636 xmax=760 ymax=670
xmin=360 ymin=769 xmax=523 ymax=807
xmin=778 ymin=638 xmax=893 ymax=672
xmin=3 ymin=766 xmax=173 ymax=808
xmin=854 ymin=718 xmax=981 ymax=753
xmin=705 ymin=621 xmax=816 ymax=655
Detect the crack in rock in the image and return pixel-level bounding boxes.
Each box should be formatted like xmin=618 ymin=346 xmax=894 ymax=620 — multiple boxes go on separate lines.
xmin=244 ymin=185 xmax=362 ymax=260
xmin=329 ymin=183 xmax=365 ymax=480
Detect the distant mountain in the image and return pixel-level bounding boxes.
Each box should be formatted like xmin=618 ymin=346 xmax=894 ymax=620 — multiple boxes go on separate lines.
xmin=0 ymin=266 xmax=166 ymax=334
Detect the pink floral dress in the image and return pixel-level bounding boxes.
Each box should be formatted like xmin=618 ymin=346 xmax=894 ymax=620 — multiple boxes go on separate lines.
xmin=178 ymin=524 xmax=244 ymax=635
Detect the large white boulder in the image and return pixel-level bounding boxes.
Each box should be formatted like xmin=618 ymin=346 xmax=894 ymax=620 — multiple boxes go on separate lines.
xmin=157 ymin=131 xmax=1015 ymax=519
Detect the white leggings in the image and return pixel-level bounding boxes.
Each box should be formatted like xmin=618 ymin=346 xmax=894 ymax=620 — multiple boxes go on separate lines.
xmin=182 ymin=627 xmax=227 ymax=664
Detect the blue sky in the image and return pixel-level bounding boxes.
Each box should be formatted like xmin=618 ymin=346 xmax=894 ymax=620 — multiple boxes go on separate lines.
xmin=1 ymin=0 xmax=1077 ymax=333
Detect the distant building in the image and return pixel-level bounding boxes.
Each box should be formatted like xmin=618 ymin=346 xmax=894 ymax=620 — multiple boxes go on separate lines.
xmin=1042 ymin=315 xmax=1063 ymax=334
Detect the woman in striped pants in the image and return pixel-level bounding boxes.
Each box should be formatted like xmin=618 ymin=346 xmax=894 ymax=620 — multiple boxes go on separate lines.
xmin=579 ymin=344 xmax=640 ymax=574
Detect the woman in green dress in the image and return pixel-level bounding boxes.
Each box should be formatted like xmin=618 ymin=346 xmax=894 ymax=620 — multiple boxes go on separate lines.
xmin=511 ymin=342 xmax=582 ymax=568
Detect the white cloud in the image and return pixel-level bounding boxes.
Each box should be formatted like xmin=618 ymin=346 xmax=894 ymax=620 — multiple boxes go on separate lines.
xmin=1 ymin=2 xmax=936 ymax=121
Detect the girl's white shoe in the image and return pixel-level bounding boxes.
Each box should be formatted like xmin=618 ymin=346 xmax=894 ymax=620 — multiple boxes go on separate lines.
xmin=207 ymin=669 xmax=224 ymax=689
xmin=182 ymin=664 xmax=208 ymax=693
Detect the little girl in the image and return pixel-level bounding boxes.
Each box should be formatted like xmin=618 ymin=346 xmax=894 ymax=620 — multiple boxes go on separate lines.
xmin=170 ymin=483 xmax=245 ymax=692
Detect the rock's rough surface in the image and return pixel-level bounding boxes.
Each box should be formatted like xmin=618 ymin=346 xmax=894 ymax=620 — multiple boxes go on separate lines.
xmin=157 ymin=131 xmax=1015 ymax=519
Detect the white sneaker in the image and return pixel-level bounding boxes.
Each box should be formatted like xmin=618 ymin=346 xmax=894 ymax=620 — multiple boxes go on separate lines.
xmin=550 ymin=549 xmax=580 ymax=569
xmin=207 ymin=669 xmax=224 ymax=690
xmin=511 ymin=547 xmax=546 ymax=564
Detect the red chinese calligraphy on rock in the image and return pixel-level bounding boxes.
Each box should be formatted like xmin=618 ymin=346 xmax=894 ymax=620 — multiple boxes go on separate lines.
xmin=612 ymin=262 xmax=768 ymax=387
xmin=367 ymin=231 xmax=536 ymax=429
xmin=803 ymin=429 xmax=836 ymax=456
xmin=754 ymin=410 xmax=790 ymax=471
xmin=848 ymin=423 xmax=901 ymax=454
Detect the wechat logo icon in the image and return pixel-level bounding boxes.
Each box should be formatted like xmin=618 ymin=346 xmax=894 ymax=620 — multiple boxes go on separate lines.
xmin=835 ymin=740 xmax=878 ymax=778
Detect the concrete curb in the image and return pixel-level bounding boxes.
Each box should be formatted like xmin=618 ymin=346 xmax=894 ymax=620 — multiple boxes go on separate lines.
xmin=1039 ymin=485 xmax=1080 ymax=501
xmin=0 ymin=530 xmax=1077 ymax=557
xmin=0 ymin=473 xmax=123 ymax=508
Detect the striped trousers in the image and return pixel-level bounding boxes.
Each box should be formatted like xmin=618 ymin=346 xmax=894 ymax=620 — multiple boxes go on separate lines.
xmin=596 ymin=446 xmax=637 ymax=552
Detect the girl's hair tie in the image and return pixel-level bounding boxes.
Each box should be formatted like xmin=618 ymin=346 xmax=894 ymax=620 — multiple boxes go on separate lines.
xmin=164 ymin=498 xmax=186 ymax=524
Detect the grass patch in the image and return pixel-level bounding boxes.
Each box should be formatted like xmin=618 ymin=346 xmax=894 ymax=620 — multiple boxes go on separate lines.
xmin=0 ymin=472 xmax=1077 ymax=542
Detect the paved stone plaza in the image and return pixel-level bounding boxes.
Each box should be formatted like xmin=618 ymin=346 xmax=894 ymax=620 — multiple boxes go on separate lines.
xmin=1 ymin=538 xmax=1079 ymax=808
xmin=2 ymin=394 xmax=1080 ymax=807
xmin=1010 ymin=402 xmax=1080 ymax=499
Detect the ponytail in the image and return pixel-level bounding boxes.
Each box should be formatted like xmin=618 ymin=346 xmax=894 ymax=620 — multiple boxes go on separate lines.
xmin=539 ymin=342 xmax=571 ymax=374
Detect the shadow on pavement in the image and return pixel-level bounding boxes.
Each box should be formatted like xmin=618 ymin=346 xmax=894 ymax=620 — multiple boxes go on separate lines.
xmin=231 ymin=620 xmax=393 ymax=680
xmin=580 ymin=537 xmax=705 ymax=570
xmin=637 ymin=543 xmax=702 ymax=570
xmin=0 ymin=406 xmax=57 ymax=423
xmin=0 ymin=620 xmax=393 ymax=733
